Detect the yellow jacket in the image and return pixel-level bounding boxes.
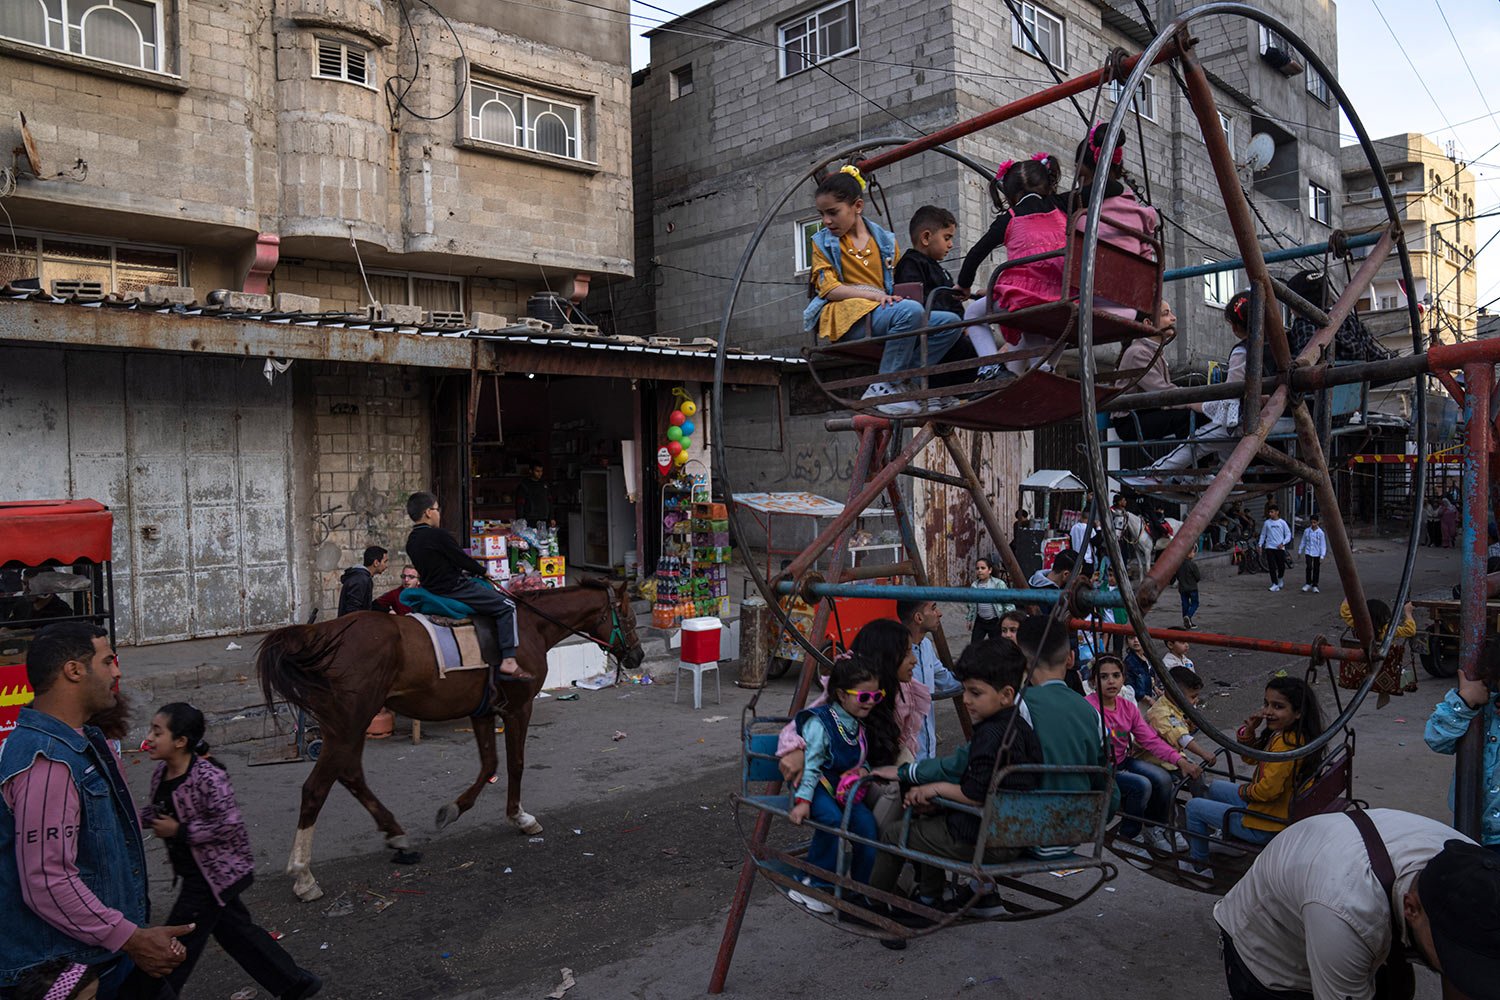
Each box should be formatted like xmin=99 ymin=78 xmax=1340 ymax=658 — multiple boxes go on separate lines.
xmin=1338 ymin=600 xmax=1417 ymax=641
xmin=1239 ymin=731 xmax=1303 ymax=832
xmin=1138 ymin=697 xmax=1195 ymax=770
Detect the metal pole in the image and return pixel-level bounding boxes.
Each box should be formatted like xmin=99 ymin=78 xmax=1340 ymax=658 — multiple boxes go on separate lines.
xmin=708 ymin=421 xmax=881 ymax=994
xmin=777 ymin=580 xmax=1123 ymax=609
xmin=938 ymin=428 xmax=1030 ymax=595
xmin=854 ymin=41 xmax=1183 ymax=174
xmin=783 ymin=424 xmax=936 ymax=580
xmin=1455 ymin=361 xmax=1492 ymax=839
xmin=1065 ymin=617 xmax=1367 ymax=661
xmin=1179 ymin=47 xmax=1292 ymax=375
xmin=1162 ymin=232 xmax=1384 ymax=281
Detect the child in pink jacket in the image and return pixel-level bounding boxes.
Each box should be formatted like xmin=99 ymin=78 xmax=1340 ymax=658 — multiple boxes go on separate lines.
xmin=1087 ymin=655 xmax=1201 ymax=852
xmin=142 ymin=703 xmax=321 ymax=999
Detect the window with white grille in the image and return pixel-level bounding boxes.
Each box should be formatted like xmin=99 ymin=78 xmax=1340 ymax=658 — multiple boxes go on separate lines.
xmin=314 ymin=37 xmax=369 ymax=85
xmin=1202 ymin=258 xmax=1241 ymax=306
xmin=1108 ymin=74 xmax=1155 ymax=121
xmin=1305 ymin=66 xmax=1330 ymax=104
xmin=0 ymin=231 xmax=182 ymax=294
xmin=1307 ymin=182 xmax=1330 ymax=225
xmin=0 ymin=0 xmax=165 ymax=71
xmin=468 ymin=78 xmax=583 ymax=160
xmin=794 ymin=219 xmax=824 ymax=274
xmin=778 ymin=0 xmax=857 ymax=78
xmin=1012 ymin=2 xmax=1064 ymax=70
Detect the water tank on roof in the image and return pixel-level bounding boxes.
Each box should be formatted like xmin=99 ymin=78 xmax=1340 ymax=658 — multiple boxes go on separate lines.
xmin=527 ymin=292 xmax=573 ymax=328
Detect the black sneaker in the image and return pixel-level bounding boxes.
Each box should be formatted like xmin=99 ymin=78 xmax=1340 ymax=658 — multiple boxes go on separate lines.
xmin=282 ymin=974 xmax=322 ymax=1000
xmin=953 ymin=885 xmax=1008 ymax=918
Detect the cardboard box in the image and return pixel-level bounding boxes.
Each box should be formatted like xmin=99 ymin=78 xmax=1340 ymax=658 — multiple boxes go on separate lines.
xmin=485 ymin=556 xmax=510 ymax=581
xmin=482 ymin=534 xmax=509 ymax=558
xmin=539 ymin=576 xmax=564 ymax=589
xmin=539 ymin=555 xmax=566 ymax=577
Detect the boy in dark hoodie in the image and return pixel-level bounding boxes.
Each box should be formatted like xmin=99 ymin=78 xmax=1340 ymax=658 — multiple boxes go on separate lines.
xmin=337 ymin=545 xmax=386 ymax=616
xmin=868 ymin=638 xmax=1042 ymax=932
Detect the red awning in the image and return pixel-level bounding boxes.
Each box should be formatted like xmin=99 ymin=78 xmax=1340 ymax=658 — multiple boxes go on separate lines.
xmin=0 ymin=500 xmax=113 ymax=566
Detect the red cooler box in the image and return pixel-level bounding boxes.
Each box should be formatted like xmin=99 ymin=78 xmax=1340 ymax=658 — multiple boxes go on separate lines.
xmin=680 ymin=617 xmax=722 ymax=665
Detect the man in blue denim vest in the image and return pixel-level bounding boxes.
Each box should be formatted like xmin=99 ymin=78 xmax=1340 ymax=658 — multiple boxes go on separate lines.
xmin=0 ymin=623 xmax=193 ymax=998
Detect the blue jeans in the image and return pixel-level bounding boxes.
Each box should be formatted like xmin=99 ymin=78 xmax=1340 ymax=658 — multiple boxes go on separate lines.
xmin=1114 ymin=757 xmax=1175 ymax=836
xmin=1180 ymin=590 xmax=1199 ymax=619
xmin=1185 ymin=780 xmax=1277 ymax=861
xmin=802 ymin=785 xmax=877 ymax=886
xmin=842 ymin=300 xmax=963 ymax=376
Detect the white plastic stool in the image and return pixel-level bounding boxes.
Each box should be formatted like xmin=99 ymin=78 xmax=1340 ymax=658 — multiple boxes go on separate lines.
xmin=674 ymin=659 xmax=722 ymax=710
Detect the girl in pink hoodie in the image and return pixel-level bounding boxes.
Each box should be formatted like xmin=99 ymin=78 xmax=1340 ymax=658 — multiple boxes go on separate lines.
xmin=1087 ymin=655 xmax=1201 ymax=852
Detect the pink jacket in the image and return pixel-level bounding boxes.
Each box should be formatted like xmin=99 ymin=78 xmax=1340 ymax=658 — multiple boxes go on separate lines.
xmin=777 ymin=676 xmax=930 ymax=760
xmin=140 ymin=758 xmax=255 ymax=906
xmin=1076 ymin=191 xmax=1159 ymax=260
xmin=1086 ymin=692 xmax=1182 ymax=767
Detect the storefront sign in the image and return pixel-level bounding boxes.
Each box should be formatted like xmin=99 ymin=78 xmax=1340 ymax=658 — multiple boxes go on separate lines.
xmin=657 ymin=446 xmax=672 ymax=475
xmin=0 ymin=662 xmax=33 ymax=751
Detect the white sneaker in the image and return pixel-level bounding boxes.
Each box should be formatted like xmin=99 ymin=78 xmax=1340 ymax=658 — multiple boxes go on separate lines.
xmin=1301 ymin=584 xmax=1312 ymax=592
xmin=976 ymin=364 xmax=1014 ymax=382
xmin=1147 ymin=828 xmax=1173 ymax=853
xmin=1312 ymin=586 xmax=1320 ymax=593
xmin=1177 ymin=859 xmax=1214 ymax=879
xmin=861 ymin=380 xmax=921 ymax=416
xmin=788 ymin=882 xmax=834 ymax=915
xmin=1269 ymin=583 xmax=1280 ymax=592
xmin=1171 ymin=830 xmax=1189 ymax=853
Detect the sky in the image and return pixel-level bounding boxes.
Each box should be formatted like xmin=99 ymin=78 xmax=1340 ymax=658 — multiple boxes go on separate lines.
xmin=626 ymin=0 xmax=1500 ymax=325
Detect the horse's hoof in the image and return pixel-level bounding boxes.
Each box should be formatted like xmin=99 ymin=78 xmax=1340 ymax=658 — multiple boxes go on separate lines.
xmin=392 ymin=849 xmax=422 ymax=865
xmin=293 ymin=879 xmax=324 ymax=903
xmin=386 ymin=833 xmax=412 ymax=851
xmin=435 ymin=803 xmax=461 ymax=829
xmin=509 ymin=811 xmax=543 ymax=836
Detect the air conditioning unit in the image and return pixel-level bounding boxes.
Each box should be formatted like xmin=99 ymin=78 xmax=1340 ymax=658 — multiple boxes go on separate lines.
xmin=1260 ymin=46 xmax=1304 ymax=77
xmin=1386 ymin=170 xmax=1404 ymax=183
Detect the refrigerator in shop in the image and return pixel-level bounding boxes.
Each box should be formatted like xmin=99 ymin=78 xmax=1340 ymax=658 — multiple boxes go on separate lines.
xmin=571 ymin=466 xmax=635 ymax=570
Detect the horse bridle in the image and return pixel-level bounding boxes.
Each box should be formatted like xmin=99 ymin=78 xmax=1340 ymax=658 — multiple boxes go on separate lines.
xmin=513 ymin=589 xmax=638 ymax=663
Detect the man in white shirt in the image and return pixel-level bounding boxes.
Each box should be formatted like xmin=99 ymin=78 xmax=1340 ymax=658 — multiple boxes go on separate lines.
xmin=1298 ymin=514 xmax=1327 ymax=593
xmin=1214 ymin=808 xmax=1499 ymax=1000
xmin=1068 ymin=516 xmax=1100 ymax=580
xmin=1258 ymin=504 xmax=1293 ymax=592
xmin=895 ymin=599 xmax=959 ymax=760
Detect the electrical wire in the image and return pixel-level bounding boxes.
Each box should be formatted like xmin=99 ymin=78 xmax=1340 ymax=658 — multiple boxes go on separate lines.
xmin=1368 ymin=0 xmax=1461 ymax=146
xmin=385 ymin=0 xmax=468 ymax=124
xmin=1432 ymin=0 xmax=1498 ymax=134
xmin=620 ymin=0 xmax=930 ymax=137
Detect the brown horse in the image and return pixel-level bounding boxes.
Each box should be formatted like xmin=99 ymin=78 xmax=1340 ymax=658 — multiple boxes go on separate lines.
xmin=256 ymin=578 xmax=643 ymax=901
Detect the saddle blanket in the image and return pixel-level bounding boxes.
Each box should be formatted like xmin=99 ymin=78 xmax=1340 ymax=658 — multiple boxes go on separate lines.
xmin=409 ymin=613 xmax=490 ymax=678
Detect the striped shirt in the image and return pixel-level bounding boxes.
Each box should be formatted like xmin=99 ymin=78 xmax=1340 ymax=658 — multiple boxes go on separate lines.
xmin=1 ymin=754 xmax=136 ymax=952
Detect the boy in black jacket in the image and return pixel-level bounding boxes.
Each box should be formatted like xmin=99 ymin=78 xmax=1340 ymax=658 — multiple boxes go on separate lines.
xmin=404 ymin=491 xmax=532 ymax=682
xmin=868 ymin=638 xmax=1042 ymax=931
xmin=893 ymin=206 xmax=961 ymax=316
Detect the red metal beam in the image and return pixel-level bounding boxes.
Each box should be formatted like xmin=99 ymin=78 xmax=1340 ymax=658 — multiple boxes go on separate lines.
xmin=854 ymin=41 xmax=1184 ymax=174
xmin=1454 ymin=361 xmax=1493 ymax=839
xmin=1068 ymin=618 xmax=1367 ymax=662
xmin=1427 ymin=337 xmax=1500 ymax=371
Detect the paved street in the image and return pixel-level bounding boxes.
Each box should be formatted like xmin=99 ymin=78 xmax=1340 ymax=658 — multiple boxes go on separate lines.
xmin=124 ymin=539 xmax=1462 ymax=999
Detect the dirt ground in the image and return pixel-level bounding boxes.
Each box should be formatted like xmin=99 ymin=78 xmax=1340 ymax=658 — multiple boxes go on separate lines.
xmin=118 ymin=538 xmax=1464 ymax=1000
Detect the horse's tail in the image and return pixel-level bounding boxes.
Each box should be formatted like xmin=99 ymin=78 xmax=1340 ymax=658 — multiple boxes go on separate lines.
xmin=257 ymin=622 xmax=344 ymax=728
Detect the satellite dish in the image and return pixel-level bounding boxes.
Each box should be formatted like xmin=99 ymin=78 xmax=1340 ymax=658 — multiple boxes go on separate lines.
xmin=1243 ymin=132 xmax=1275 ymax=173
xmin=14 ymin=112 xmax=43 ymax=178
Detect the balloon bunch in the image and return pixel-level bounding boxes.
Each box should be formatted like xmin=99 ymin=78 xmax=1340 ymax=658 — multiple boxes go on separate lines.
xmin=658 ymin=386 xmax=699 ymax=475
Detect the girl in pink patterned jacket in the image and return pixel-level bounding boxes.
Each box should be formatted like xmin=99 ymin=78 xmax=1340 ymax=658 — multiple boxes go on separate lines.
xmin=142 ymin=703 xmax=321 ymax=999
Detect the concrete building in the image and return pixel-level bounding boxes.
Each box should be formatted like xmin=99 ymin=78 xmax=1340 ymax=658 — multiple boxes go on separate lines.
xmin=0 ymin=0 xmax=791 ymax=643
xmin=626 ymin=0 xmax=1345 ymax=576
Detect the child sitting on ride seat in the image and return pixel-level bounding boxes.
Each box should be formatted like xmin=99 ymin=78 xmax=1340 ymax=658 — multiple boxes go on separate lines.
xmin=956 ymin=153 xmax=1068 ymax=377
xmin=894 ymin=205 xmax=963 ymax=317
xmin=785 ymin=651 xmax=884 ymax=914
xmin=867 ymin=639 xmax=1042 ymax=933
xmin=1181 ymin=675 xmax=1324 ymax=876
xmin=804 ymin=167 xmax=963 ymax=416
xmin=1068 ymin=123 xmax=1159 ymax=268
xmin=1139 ymin=667 xmax=1219 ymax=787
xmin=1015 ymin=617 xmax=1118 ymax=859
